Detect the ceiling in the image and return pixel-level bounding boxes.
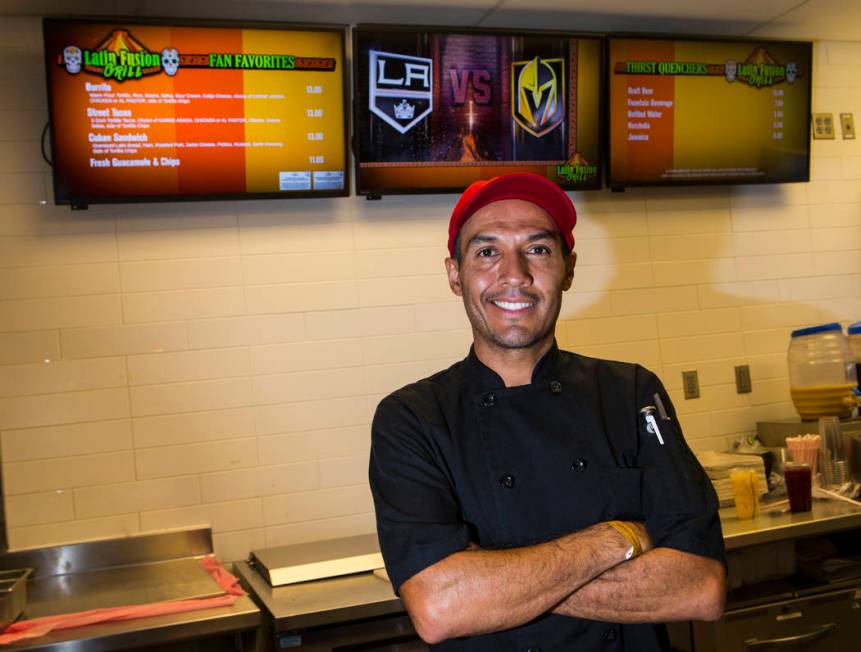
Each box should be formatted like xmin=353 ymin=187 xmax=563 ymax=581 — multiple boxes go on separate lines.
xmin=0 ymin=0 xmax=859 ymax=41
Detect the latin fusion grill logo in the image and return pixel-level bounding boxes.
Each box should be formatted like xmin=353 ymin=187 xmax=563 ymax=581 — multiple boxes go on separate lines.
xmin=60 ymin=31 xmax=169 ymax=81
xmin=556 ymin=164 xmax=597 ymax=183
xmin=616 ymin=47 xmax=803 ymax=90
xmin=59 ymin=29 xmax=336 ymax=82
xmin=724 ymin=48 xmax=800 ymax=88
xmin=368 ymin=50 xmax=433 ymax=135
xmin=512 ymin=56 xmax=565 ymax=137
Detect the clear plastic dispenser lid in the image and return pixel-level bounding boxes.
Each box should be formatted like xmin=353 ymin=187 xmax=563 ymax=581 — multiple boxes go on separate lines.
xmin=790 ymin=322 xmax=842 ymax=338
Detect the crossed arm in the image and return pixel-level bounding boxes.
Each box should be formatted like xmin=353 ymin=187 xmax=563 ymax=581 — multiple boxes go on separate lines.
xmin=399 ymin=522 xmax=725 ymax=645
xmin=553 ymin=546 xmax=725 ymax=623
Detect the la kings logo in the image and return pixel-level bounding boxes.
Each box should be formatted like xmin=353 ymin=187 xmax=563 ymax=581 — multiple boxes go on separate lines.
xmin=369 ymin=50 xmax=433 ymax=134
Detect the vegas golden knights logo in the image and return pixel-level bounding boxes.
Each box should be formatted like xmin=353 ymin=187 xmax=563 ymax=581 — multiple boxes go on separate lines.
xmin=511 ymin=56 xmax=564 ymax=138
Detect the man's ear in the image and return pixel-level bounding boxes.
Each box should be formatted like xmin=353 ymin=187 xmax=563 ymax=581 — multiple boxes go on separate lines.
xmin=445 ymin=257 xmax=463 ymax=297
xmin=562 ymin=251 xmax=576 ymax=291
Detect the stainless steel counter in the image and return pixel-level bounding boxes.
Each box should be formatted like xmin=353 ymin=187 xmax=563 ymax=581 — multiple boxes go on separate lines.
xmin=0 ymin=528 xmax=260 ymax=651
xmin=235 ymin=561 xmax=401 ymax=632
xmin=721 ymin=497 xmax=861 ymax=550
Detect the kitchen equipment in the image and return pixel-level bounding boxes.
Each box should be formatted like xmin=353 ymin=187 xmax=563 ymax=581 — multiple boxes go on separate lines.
xmin=0 ymin=528 xmax=259 ymax=650
xmin=0 ymin=568 xmax=32 ymax=630
xmin=250 ymin=533 xmax=384 ymax=587
xmin=696 ymin=585 xmax=861 ymax=652
xmin=788 ymin=323 xmax=857 ymax=420
xmin=235 ymin=558 xmax=425 ymax=652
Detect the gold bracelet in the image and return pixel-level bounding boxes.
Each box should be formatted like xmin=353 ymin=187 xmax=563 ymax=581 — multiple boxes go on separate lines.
xmin=606 ymin=520 xmax=643 ymax=560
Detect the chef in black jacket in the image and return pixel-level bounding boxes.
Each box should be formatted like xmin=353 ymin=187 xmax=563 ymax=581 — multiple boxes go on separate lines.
xmin=369 ymin=172 xmax=726 ymax=651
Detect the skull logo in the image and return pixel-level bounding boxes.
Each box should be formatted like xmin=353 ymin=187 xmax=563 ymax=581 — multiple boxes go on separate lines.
xmin=725 ymin=59 xmax=737 ymax=83
xmin=63 ymin=46 xmax=82 ymax=74
xmin=161 ymin=48 xmax=179 ymax=76
xmin=786 ymin=61 xmax=797 ymax=84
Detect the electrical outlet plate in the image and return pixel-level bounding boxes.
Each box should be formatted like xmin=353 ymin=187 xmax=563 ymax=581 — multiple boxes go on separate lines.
xmin=735 ymin=365 xmax=752 ymax=394
xmin=812 ymin=113 xmax=835 ymax=139
xmin=840 ymin=113 xmax=855 ymax=140
xmin=682 ymin=370 xmax=700 ymax=399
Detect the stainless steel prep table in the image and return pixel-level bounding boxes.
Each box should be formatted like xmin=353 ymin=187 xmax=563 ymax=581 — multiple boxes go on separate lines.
xmin=235 ymin=561 xmax=417 ymax=650
xmin=720 ymin=496 xmax=861 ymax=550
xmin=698 ymin=500 xmax=861 ymax=651
xmin=0 ymin=528 xmax=260 ymax=651
xmin=235 ymin=562 xmax=401 ymax=632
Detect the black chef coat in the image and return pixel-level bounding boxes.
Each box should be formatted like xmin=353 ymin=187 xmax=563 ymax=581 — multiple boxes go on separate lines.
xmin=370 ymin=342 xmax=725 ymax=651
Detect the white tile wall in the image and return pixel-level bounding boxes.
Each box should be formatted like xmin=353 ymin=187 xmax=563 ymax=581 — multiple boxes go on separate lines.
xmin=133 ymin=408 xmax=253 ymax=448
xmin=2 ymin=419 xmax=132 ymax=462
xmin=120 ymin=258 xmax=243 ymax=293
xmin=127 ymin=348 xmax=250 ymax=386
xmin=0 ymin=294 xmax=123 ymax=332
xmin=4 ymin=451 xmax=136 ymax=494
xmin=1 ymin=15 xmax=860 ymax=561
xmin=61 ymin=322 xmax=188 ymax=359
xmin=134 ymin=438 xmax=257 ymax=479
xmin=0 ymin=357 xmax=126 ymax=397
xmin=9 ymin=514 xmax=140 ymax=550
xmin=0 ymin=263 xmax=120 ymax=299
xmin=73 ymin=476 xmax=202 ymax=520
xmin=0 ymin=234 xmax=118 ymax=268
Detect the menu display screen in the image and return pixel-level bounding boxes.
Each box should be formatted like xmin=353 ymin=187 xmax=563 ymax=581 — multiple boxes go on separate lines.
xmin=44 ymin=19 xmax=348 ymax=205
xmin=608 ymin=37 xmax=811 ymax=187
xmin=353 ymin=26 xmax=603 ymax=195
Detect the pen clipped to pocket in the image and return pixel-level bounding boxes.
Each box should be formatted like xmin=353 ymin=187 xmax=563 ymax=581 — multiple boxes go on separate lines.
xmin=640 ymin=393 xmax=672 ymax=445
xmin=639 ymin=405 xmax=664 ymax=445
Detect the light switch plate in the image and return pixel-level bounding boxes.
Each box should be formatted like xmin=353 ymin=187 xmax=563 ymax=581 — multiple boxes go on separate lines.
xmin=735 ymin=365 xmax=752 ymax=394
xmin=682 ymin=370 xmax=700 ymax=400
xmin=840 ymin=113 xmax=855 ymax=139
xmin=812 ymin=113 xmax=835 ymax=139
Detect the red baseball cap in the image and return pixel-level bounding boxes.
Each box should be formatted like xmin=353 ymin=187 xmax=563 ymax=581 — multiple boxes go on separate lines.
xmin=447 ymin=172 xmax=577 ymax=257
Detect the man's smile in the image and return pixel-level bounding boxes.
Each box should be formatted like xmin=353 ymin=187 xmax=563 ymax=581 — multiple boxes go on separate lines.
xmin=490 ymin=298 xmax=534 ymax=312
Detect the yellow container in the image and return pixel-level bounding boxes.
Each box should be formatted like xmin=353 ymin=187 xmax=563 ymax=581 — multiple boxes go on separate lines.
xmin=788 ymin=323 xmax=857 ymax=420
xmin=789 ymin=383 xmax=857 ymax=420
xmin=730 ymin=469 xmax=760 ymax=519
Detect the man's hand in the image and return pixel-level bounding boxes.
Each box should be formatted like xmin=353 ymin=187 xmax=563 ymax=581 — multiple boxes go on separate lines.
xmin=553 ymin=548 xmax=726 ymax=623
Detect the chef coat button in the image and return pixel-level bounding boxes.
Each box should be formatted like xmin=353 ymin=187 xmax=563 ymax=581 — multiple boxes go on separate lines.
xmin=499 ymin=473 xmax=515 ymax=489
xmin=603 ymin=627 xmax=617 ymax=642
xmin=482 ymin=392 xmax=496 ymax=407
xmin=549 ymin=380 xmax=562 ymax=394
xmin=572 ymin=457 xmax=588 ymax=472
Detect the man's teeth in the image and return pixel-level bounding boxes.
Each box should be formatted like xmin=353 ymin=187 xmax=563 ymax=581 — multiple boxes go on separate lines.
xmin=493 ymin=300 xmax=532 ymax=310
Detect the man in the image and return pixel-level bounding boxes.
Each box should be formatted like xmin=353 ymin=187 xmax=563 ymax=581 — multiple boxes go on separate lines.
xmin=369 ymin=172 xmax=726 ymax=651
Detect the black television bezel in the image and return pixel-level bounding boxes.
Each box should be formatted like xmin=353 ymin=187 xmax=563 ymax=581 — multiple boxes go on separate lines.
xmin=43 ymin=16 xmax=352 ymax=207
xmin=352 ymin=23 xmax=606 ymax=198
xmin=605 ymin=33 xmax=813 ymax=190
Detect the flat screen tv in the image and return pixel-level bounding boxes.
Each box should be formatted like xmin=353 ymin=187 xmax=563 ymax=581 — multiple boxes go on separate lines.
xmin=353 ymin=25 xmax=603 ymax=196
xmin=43 ymin=18 xmax=349 ymax=207
xmin=607 ymin=36 xmax=812 ymax=188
